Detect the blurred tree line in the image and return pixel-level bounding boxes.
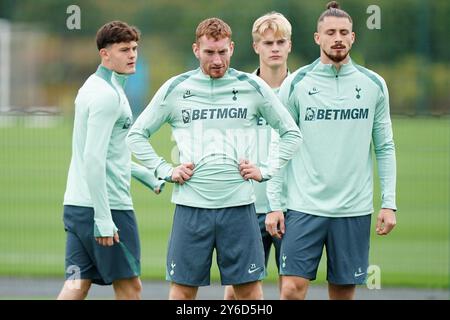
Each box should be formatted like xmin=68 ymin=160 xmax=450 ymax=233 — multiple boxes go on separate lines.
xmin=0 ymin=0 xmax=449 ymax=115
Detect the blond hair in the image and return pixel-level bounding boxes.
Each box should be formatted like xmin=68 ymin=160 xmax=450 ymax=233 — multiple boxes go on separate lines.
xmin=252 ymin=12 xmax=292 ymax=42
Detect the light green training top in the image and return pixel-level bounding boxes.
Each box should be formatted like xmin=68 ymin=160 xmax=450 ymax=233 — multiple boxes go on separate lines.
xmin=252 ymin=68 xmax=287 ymax=214
xmin=267 ymin=59 xmax=397 ymax=217
xmin=63 ymin=65 xmax=165 ymax=237
xmin=127 ymin=67 xmax=302 ymax=209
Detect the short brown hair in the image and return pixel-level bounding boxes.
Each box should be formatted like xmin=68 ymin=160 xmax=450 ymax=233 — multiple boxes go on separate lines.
xmin=317 ymin=1 xmax=352 ymax=29
xmin=195 ymin=18 xmax=232 ymax=43
xmin=96 ymin=20 xmax=140 ymax=50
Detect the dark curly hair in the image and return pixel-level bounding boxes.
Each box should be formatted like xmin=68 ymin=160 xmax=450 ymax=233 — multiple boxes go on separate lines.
xmin=96 ymin=20 xmax=140 ymax=50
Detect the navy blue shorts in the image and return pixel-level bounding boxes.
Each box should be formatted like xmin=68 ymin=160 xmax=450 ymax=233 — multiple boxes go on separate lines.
xmin=63 ymin=205 xmax=140 ymax=285
xmin=166 ymin=204 xmax=265 ymax=286
xmin=280 ymin=210 xmax=371 ymax=285
xmin=257 ymin=214 xmax=282 ymax=272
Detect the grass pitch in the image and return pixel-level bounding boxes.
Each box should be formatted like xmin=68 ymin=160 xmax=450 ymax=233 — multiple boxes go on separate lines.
xmin=0 ymin=116 xmax=448 ymax=288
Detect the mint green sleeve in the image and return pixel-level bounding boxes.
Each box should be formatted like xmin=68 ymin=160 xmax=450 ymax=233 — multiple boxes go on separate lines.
xmin=126 ymin=80 xmax=174 ymax=181
xmin=266 ymin=129 xmax=286 ymax=211
xmin=256 ymin=79 xmax=302 ymax=181
xmin=278 ymin=79 xmax=300 ymax=126
xmin=84 ymin=93 xmax=120 ymax=237
xmin=131 ymin=161 xmax=165 ymax=193
xmin=372 ymin=80 xmax=397 ymax=211
xmin=266 ymin=79 xmax=298 ymax=211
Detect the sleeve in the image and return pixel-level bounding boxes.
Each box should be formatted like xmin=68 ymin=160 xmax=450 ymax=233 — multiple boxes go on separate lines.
xmin=126 ymin=79 xmax=175 ymax=181
xmin=372 ymin=79 xmax=397 ymax=211
xmin=266 ymin=128 xmax=286 ymax=211
xmin=278 ymin=79 xmax=300 ymax=126
xmin=131 ymin=161 xmax=165 ymax=193
xmin=256 ymin=78 xmax=302 ymax=181
xmin=266 ymin=79 xmax=299 ymax=211
xmin=84 ymin=92 xmax=120 ymax=237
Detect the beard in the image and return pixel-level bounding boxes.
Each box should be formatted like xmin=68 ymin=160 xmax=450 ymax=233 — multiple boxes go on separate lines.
xmin=323 ymin=48 xmax=350 ymax=63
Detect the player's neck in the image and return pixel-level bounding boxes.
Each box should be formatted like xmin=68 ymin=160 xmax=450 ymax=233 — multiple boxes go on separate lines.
xmin=320 ymin=54 xmax=350 ymax=72
xmin=101 ymin=61 xmax=114 ymax=72
xmin=258 ymin=63 xmax=288 ymax=89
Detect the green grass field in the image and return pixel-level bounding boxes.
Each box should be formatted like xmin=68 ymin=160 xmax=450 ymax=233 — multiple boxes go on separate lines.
xmin=0 ymin=116 xmax=448 ymax=288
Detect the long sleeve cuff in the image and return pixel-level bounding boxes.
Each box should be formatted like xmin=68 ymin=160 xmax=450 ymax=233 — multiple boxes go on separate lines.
xmin=157 ymin=164 xmax=174 ymax=182
xmin=94 ymin=220 xmax=118 ymax=237
xmin=259 ymin=166 xmax=270 ymax=182
xmin=381 ymin=194 xmax=397 ymax=211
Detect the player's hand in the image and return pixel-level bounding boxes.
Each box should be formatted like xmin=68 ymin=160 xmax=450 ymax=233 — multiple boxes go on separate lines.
xmin=95 ymin=232 xmax=120 ymax=246
xmin=239 ymin=159 xmax=262 ymax=182
xmin=266 ymin=211 xmax=285 ymax=239
xmin=376 ymin=208 xmax=396 ymax=235
xmin=154 ymin=184 xmax=163 ymax=194
xmin=171 ymin=162 xmax=195 ymax=185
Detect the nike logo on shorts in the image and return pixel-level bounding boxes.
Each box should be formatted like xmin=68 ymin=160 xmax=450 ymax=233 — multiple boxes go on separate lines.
xmin=248 ymin=267 xmax=262 ymax=274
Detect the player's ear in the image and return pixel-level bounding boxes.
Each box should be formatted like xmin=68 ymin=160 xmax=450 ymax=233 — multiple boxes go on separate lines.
xmin=229 ymin=41 xmax=234 ymax=57
xmin=99 ymin=48 xmax=109 ymax=60
xmin=314 ymin=32 xmax=320 ymax=46
xmin=192 ymin=42 xmax=200 ymax=59
xmin=252 ymin=41 xmax=259 ymax=54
